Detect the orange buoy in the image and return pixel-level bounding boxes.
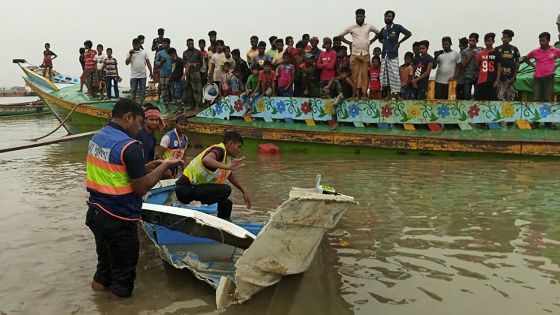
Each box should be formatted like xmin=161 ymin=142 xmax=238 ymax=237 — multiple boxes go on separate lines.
xmin=258 ymin=143 xmax=281 ymax=154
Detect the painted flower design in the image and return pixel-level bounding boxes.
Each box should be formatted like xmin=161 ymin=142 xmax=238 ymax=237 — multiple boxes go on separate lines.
xmin=406 ymin=105 xmax=420 ymax=119
xmin=234 ymin=99 xmax=244 ymax=112
xmin=276 ymin=100 xmax=286 ymax=113
xmin=381 ymin=104 xmax=392 ymax=118
xmin=301 ymin=102 xmax=312 ymax=114
xmin=540 ymin=105 xmax=551 ymax=118
xmin=501 ymin=103 xmax=515 ymax=118
xmin=468 ymin=104 xmax=480 ymax=118
xmin=324 ymin=100 xmax=334 ymax=115
xmin=437 ymin=104 xmax=450 ymax=119
xmin=256 ymin=100 xmax=266 ymax=113
xmin=215 ymin=103 xmax=223 ymax=115
xmin=349 ymin=104 xmax=360 ymax=118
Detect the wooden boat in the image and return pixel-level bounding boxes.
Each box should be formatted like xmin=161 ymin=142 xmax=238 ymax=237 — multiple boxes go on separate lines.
xmin=142 ymin=177 xmax=355 ymax=309
xmin=13 ymin=59 xmax=79 ymax=91
xmin=16 ymin=60 xmax=560 ymax=156
xmin=0 ymin=100 xmax=46 ymax=117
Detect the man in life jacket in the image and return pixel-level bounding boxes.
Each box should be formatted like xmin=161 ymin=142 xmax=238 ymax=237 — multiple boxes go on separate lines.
xmin=85 ymin=98 xmax=182 ymax=298
xmin=157 ymin=114 xmax=189 ymax=177
xmin=175 ymin=131 xmax=251 ymax=219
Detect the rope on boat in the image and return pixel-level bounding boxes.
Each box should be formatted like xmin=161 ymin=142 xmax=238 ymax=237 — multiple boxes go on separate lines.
xmin=28 ymin=102 xmax=83 ymax=141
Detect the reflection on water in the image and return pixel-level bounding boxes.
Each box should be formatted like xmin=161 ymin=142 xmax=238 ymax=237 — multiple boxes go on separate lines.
xmin=1 ymin=114 xmax=560 ymax=314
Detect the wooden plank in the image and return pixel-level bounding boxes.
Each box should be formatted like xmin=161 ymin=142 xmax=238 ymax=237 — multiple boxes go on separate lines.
xmin=521 ymin=143 xmax=560 ymax=156
xmin=418 ymin=138 xmax=447 ymax=151
xmin=446 ymin=139 xmax=521 ymax=155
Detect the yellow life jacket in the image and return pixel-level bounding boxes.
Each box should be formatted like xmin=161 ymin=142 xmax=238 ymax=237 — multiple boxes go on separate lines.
xmin=182 ymin=143 xmax=231 ymax=184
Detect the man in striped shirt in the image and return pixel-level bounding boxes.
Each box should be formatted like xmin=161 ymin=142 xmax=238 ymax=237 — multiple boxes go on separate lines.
xmin=103 ymin=48 xmax=119 ymax=99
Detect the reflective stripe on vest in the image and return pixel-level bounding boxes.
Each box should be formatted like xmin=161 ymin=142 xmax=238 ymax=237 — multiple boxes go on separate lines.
xmin=86 ymin=140 xmax=135 ymax=195
xmin=86 ymin=125 xmax=143 ymax=220
xmin=183 ymin=143 xmax=231 ymax=184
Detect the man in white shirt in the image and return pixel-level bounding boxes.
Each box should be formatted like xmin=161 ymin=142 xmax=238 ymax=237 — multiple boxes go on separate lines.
xmin=339 ymin=8 xmax=379 ymax=98
xmin=433 ymin=36 xmax=461 ymax=100
xmin=208 ymin=40 xmax=226 ymax=83
xmin=125 ymin=38 xmax=153 ymax=104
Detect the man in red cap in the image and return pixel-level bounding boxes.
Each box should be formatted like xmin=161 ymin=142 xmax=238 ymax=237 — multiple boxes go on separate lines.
xmin=136 ymin=104 xmax=164 ymax=163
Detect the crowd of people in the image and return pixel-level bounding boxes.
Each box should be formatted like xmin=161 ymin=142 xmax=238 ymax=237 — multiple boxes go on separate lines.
xmin=45 ymin=10 xmax=560 ymax=115
xmin=44 ymin=9 xmax=559 ymax=115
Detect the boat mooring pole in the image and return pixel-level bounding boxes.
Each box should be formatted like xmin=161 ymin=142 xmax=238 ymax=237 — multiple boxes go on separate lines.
xmin=0 ymin=130 xmax=96 ymax=154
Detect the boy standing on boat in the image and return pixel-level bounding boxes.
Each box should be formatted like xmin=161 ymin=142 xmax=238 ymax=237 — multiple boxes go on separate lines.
xmin=126 ymin=38 xmax=153 ymax=105
xmin=495 ymin=30 xmax=520 ymax=101
xmin=103 ymin=48 xmax=119 ymax=99
xmin=524 ymin=32 xmax=560 ymax=102
xmin=324 ymin=66 xmax=355 ymax=130
xmin=399 ymin=52 xmax=414 ymax=99
xmin=411 ymin=40 xmax=434 ymax=100
xmin=42 ymin=43 xmax=57 ymax=80
xmin=339 ymin=8 xmax=380 ymax=99
xmin=155 ymin=39 xmax=172 ymax=111
xmin=461 ymin=33 xmax=483 ymax=100
xmin=157 ymin=114 xmax=189 ymax=177
xmin=175 ymin=131 xmax=251 ymax=220
xmin=433 ymin=37 xmax=461 ymax=100
xmin=276 ymin=53 xmax=296 ymax=97
xmin=169 ymin=48 xmax=185 ymax=106
xmin=94 ymin=44 xmax=107 ymax=99
xmin=86 ymin=98 xmax=182 ymax=298
xmin=83 ymin=40 xmax=98 ymax=98
xmin=258 ymin=60 xmax=277 ymax=96
xmin=475 ymin=33 xmax=499 ymax=101
xmin=316 ymin=37 xmax=337 ymax=91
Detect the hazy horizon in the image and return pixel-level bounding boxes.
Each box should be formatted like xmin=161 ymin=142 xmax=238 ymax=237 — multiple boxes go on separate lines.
xmin=1 ymin=0 xmax=558 ymax=87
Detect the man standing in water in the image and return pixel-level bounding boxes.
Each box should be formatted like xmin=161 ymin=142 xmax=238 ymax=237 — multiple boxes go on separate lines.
xmin=85 ymin=98 xmax=182 ymax=298
xmin=338 ymin=8 xmax=379 ymax=99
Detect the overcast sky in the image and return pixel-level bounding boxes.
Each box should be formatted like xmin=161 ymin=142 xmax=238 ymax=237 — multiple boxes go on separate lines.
xmin=1 ymin=0 xmax=558 ymax=87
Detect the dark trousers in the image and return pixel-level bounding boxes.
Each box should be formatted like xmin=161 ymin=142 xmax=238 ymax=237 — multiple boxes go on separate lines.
xmin=533 ymin=75 xmax=555 ymax=102
xmin=475 ymin=81 xmax=497 ymax=101
xmin=463 ymin=77 xmax=476 ymax=100
xmin=435 ymin=82 xmax=449 ymax=100
xmin=175 ymin=182 xmax=233 ymax=219
xmin=85 ymin=206 xmax=139 ymax=297
xmin=456 ymin=84 xmax=465 ymax=100
xmin=105 ymin=76 xmax=119 ymax=99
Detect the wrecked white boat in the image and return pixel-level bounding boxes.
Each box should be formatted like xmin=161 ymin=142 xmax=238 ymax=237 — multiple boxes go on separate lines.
xmin=141 ymin=177 xmax=356 ymax=309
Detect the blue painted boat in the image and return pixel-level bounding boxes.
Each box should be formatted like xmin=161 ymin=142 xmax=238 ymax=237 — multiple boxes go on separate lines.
xmin=141 ymin=178 xmax=357 ymax=309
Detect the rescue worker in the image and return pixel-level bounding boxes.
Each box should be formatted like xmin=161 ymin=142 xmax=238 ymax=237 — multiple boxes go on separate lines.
xmin=85 ymin=98 xmax=182 ymax=298
xmin=175 ymin=131 xmax=251 ymax=219
xmin=156 ymin=114 xmax=189 ymax=177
